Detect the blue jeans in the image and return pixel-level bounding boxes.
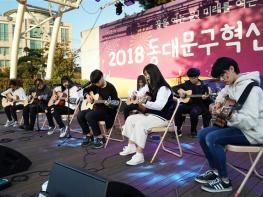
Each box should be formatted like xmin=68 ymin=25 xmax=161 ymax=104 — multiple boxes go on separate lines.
xmin=198 ymin=126 xmax=250 ymax=177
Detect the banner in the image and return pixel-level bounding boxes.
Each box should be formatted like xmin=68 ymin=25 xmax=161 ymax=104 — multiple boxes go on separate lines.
xmin=100 ymin=0 xmax=263 ymax=80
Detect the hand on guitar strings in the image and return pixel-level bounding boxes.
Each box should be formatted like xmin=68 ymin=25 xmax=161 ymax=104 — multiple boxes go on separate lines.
xmin=178 ymin=89 xmax=186 ymax=98
xmin=85 ymin=94 xmax=94 ymax=104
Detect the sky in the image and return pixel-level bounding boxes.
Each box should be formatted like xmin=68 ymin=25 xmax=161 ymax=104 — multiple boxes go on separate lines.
xmin=0 ymin=0 xmax=144 ymax=49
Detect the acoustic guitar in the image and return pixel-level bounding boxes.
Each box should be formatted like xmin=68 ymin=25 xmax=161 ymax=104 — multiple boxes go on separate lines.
xmin=1 ymin=93 xmax=25 ymax=107
xmin=81 ymin=91 xmax=120 ymax=111
xmin=126 ymin=96 xmax=149 ymax=105
xmin=48 ymin=92 xmax=67 ymax=107
xmin=176 ymin=90 xmax=216 ymax=104
xmin=211 ymin=96 xmax=236 ymax=128
xmin=24 ymin=92 xmax=48 ymax=106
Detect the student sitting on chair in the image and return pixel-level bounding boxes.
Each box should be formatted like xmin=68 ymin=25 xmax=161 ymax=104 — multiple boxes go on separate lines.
xmin=195 ymin=57 xmax=263 ymax=193
xmin=172 ymin=68 xmax=212 ymax=137
xmin=1 ymin=80 xmax=26 ymax=127
xmin=77 ymin=70 xmax=119 ymax=149
xmin=47 ymin=76 xmax=80 ymax=138
xmin=119 ymin=64 xmax=175 ymax=166
xmin=20 ymin=79 xmax=53 ymax=131
xmin=123 ymin=75 xmax=149 ymax=120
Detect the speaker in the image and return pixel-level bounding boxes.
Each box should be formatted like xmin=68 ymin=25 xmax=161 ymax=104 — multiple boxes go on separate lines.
xmin=0 ymin=145 xmax=32 ymax=178
xmin=46 ymin=162 xmax=145 ymax=197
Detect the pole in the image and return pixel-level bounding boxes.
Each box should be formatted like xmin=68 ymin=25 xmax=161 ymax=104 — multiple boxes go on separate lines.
xmin=45 ymin=6 xmax=64 ymax=80
xmin=10 ymin=0 xmax=26 ymax=79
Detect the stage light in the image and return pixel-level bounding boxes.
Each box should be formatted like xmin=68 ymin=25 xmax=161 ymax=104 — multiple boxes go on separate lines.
xmin=124 ymin=0 xmax=135 ymax=6
xmin=115 ymin=1 xmax=124 ymax=15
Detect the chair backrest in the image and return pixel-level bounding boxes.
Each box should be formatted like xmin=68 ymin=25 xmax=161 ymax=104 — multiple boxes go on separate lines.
xmin=112 ymin=99 xmax=122 ymax=125
xmin=165 ymin=97 xmax=181 ymax=129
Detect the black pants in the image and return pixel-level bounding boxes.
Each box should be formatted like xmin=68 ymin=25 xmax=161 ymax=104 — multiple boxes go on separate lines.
xmin=50 ymin=105 xmax=74 ymax=128
xmin=4 ymin=104 xmax=24 ymax=121
xmin=175 ymin=104 xmax=211 ymax=133
xmin=77 ymin=108 xmax=115 ymax=136
xmin=23 ymin=104 xmax=53 ymax=129
xmin=123 ymin=103 xmax=138 ymax=120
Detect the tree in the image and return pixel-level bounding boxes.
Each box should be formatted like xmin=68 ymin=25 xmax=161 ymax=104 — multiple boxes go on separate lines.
xmin=43 ymin=42 xmax=79 ymax=80
xmin=136 ymin=0 xmax=174 ymax=9
xmin=17 ymin=48 xmax=46 ymax=79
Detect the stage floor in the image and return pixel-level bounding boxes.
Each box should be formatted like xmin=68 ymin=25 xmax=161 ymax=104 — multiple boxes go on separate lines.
xmin=0 ymin=113 xmax=262 ymax=197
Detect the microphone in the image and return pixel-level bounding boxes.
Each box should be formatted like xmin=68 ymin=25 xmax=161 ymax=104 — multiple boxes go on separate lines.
xmin=77 ymin=81 xmax=91 ymax=92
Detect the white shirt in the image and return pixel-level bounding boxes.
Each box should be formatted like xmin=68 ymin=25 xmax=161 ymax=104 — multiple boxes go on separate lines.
xmin=1 ymin=87 xmax=26 ymax=105
xmin=144 ymin=86 xmax=171 ymax=110
xmin=128 ymin=84 xmax=149 ymax=97
xmin=53 ymin=86 xmax=80 ymax=110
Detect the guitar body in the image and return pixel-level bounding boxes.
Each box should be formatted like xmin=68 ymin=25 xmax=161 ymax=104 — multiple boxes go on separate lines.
xmin=180 ymin=90 xmax=192 ymax=104
xmin=212 ymin=97 xmax=236 ymax=127
xmin=81 ymin=92 xmax=120 ymax=111
xmin=26 ymin=92 xmax=41 ymax=106
xmin=2 ymin=98 xmax=13 ymax=108
xmin=126 ymin=96 xmax=149 ymax=105
xmin=80 ymin=100 xmax=94 ymax=111
xmin=1 ymin=93 xmax=24 ymax=107
xmin=48 ymin=94 xmax=58 ymax=107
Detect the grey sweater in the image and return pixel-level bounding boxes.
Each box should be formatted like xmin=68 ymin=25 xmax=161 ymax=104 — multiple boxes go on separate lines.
xmin=216 ymin=71 xmax=263 ymax=144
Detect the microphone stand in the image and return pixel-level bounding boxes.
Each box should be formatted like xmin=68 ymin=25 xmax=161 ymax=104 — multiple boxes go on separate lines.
xmin=57 ymin=84 xmax=82 ymax=147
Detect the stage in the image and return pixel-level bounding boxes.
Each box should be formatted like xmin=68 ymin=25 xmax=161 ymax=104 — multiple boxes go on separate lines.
xmin=0 ymin=112 xmax=262 ymax=197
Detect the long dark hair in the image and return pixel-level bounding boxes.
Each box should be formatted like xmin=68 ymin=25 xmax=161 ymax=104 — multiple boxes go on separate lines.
xmin=143 ymin=64 xmax=170 ymax=98
xmin=61 ymin=76 xmax=73 ymax=91
xmin=136 ymin=75 xmax=146 ymax=91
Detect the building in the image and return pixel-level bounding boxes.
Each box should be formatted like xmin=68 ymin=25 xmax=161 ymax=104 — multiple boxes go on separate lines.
xmin=0 ymin=8 xmax=72 ymax=69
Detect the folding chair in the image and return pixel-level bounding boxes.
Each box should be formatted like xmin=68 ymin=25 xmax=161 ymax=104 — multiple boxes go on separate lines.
xmin=99 ymin=100 xmax=124 ymax=148
xmin=147 ymin=97 xmax=182 ymax=163
xmin=41 ymin=101 xmax=81 ymax=132
xmin=16 ymin=109 xmax=24 ymax=125
xmin=226 ymin=145 xmax=263 ymax=197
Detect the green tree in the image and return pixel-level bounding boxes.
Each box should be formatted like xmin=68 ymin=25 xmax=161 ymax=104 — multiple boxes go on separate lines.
xmin=43 ymin=43 xmax=79 ymax=80
xmin=136 ymin=0 xmax=174 ymax=9
xmin=17 ymin=48 xmax=46 ymax=79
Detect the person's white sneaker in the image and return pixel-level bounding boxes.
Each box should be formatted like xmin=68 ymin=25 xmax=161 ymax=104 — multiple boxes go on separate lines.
xmin=4 ymin=120 xmax=14 ymax=127
xmin=59 ymin=126 xmax=69 ymax=138
xmin=119 ymin=145 xmax=136 ymax=156
xmin=12 ymin=121 xmax=18 ymax=127
xmin=126 ymin=153 xmax=144 ymax=166
xmin=47 ymin=127 xmax=56 ymax=135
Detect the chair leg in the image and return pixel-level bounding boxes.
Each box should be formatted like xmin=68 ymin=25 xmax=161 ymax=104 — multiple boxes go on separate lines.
xmin=235 ymin=149 xmax=263 ymax=197
xmin=41 ymin=118 xmax=47 ymax=130
xmin=249 ymin=152 xmax=263 ymax=179
xmin=162 ymin=124 xmax=183 ymax=157
xmin=150 ymin=124 xmax=183 ymax=163
xmin=104 ymin=125 xmax=124 ymax=148
xmin=19 ymin=116 xmax=23 ymax=125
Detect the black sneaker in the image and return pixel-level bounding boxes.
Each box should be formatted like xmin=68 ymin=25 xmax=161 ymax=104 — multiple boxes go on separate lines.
xmin=195 ymin=170 xmax=218 ymax=184
xmin=177 ymin=130 xmax=182 ymax=137
xmin=19 ymin=125 xmax=26 ymax=129
xmin=201 ymin=177 xmax=232 ymax=193
xmin=81 ymin=135 xmax=94 ymax=147
xmin=190 ymin=131 xmax=197 ymax=138
xmin=92 ymin=137 xmax=106 ymax=149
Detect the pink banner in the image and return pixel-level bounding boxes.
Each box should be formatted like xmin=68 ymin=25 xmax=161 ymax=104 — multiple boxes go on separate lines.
xmin=100 ymin=0 xmax=263 ymax=79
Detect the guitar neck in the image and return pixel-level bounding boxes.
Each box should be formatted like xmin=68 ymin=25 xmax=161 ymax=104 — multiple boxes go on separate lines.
xmin=94 ymin=100 xmax=108 ymax=104
xmin=188 ymin=95 xmax=204 ymax=98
